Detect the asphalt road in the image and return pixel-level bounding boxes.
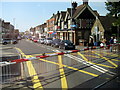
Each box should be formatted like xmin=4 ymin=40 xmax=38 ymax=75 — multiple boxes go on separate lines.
xmin=3 ymin=39 xmax=120 ymax=89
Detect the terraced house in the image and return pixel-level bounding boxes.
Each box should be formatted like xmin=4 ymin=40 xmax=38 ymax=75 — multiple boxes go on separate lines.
xmin=55 ymin=0 xmax=99 ymax=45
xmin=29 ymin=0 xmax=117 ymax=46
xmin=0 ymin=19 xmax=17 ymax=39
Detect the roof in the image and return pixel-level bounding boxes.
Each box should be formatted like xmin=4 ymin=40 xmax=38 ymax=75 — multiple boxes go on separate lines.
xmin=93 ymin=10 xmax=99 ymax=16
xmin=73 ymin=4 xmax=98 ymax=19
xmin=55 ymin=12 xmax=60 ymax=24
xmin=73 ymin=4 xmax=85 ymax=18
xmin=61 ymin=11 xmax=66 ymax=20
xmin=67 ymin=8 xmax=76 ymax=17
xmin=98 ymin=16 xmax=116 ymax=31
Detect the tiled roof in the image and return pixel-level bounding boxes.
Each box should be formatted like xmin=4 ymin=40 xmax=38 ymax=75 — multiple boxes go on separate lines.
xmin=61 ymin=11 xmax=66 ymax=20
xmin=72 ymin=4 xmax=85 ymax=18
xmin=99 ymin=16 xmax=116 ymax=31
xmin=67 ymin=8 xmax=76 ymax=17
xmin=93 ymin=10 xmax=99 ymax=16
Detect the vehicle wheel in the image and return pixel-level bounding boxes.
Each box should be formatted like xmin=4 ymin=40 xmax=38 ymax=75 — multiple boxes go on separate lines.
xmin=3 ymin=42 xmax=7 ymax=45
xmin=59 ymin=46 xmax=61 ymax=49
xmin=63 ymin=46 xmax=66 ymax=50
xmin=13 ymin=41 xmax=17 ymax=44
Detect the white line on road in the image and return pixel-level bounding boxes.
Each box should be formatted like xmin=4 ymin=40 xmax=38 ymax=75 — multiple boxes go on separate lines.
xmin=26 ymin=40 xmax=116 ymax=75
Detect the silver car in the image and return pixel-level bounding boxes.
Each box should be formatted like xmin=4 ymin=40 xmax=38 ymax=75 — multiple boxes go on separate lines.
xmin=2 ymin=38 xmax=18 ymax=45
xmin=38 ymin=38 xmax=45 ymax=44
xmin=44 ymin=38 xmax=53 ymax=45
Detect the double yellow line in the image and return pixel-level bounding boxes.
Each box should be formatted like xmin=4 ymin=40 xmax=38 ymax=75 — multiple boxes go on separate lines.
xmin=15 ymin=48 xmax=43 ymax=89
xmin=15 ymin=47 xmax=99 ymax=89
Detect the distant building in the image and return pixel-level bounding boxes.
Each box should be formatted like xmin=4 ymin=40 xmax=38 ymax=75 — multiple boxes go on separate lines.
xmin=34 ymin=23 xmax=47 ymax=38
xmin=0 ymin=19 xmax=15 ymax=39
xmin=46 ymin=14 xmax=56 ymax=38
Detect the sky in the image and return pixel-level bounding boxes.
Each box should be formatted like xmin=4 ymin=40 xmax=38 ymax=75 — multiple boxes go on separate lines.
xmin=0 ymin=1 xmax=109 ymax=32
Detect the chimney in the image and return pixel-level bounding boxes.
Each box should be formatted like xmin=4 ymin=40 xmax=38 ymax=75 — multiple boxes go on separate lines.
xmin=72 ymin=2 xmax=77 ymax=9
xmin=83 ymin=0 xmax=88 ymax=5
xmin=57 ymin=11 xmax=59 ymax=14
xmin=53 ymin=13 xmax=54 ymax=16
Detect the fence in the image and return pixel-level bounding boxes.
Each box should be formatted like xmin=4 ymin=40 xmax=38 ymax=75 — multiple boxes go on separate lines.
xmin=0 ymin=43 xmax=120 ymax=89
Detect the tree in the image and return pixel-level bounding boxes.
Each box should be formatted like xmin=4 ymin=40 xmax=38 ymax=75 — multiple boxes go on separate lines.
xmin=105 ymin=1 xmax=120 ymax=19
xmin=105 ymin=1 xmax=120 ymax=42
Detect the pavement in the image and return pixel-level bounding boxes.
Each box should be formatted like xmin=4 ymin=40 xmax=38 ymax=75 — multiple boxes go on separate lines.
xmin=0 ymin=44 xmax=20 ymax=62
xmin=75 ymin=45 xmax=85 ymax=49
xmin=0 ymin=44 xmax=21 ymax=90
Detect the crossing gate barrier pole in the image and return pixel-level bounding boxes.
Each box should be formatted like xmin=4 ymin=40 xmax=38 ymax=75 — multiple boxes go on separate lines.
xmin=0 ymin=43 xmax=120 ymax=86
xmin=0 ymin=43 xmax=119 ymax=66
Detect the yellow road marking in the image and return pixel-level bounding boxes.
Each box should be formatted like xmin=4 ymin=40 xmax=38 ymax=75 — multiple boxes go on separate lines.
xmin=58 ymin=55 xmax=68 ymax=89
xmin=90 ymin=62 xmax=115 ymax=68
xmin=111 ymin=59 xmax=120 ymax=62
xmin=84 ymin=55 xmax=100 ymax=58
xmin=95 ymin=51 xmax=119 ymax=57
xmin=91 ymin=51 xmax=118 ymax=68
xmin=39 ymin=58 xmax=98 ymax=77
xmin=27 ymin=55 xmax=43 ymax=89
xmin=77 ymin=52 xmax=89 ymax=62
xmin=84 ymin=54 xmax=120 ymax=63
xmin=15 ymin=47 xmax=26 ymax=57
xmin=15 ymin=48 xmax=43 ymax=89
xmin=77 ymin=52 xmax=115 ymax=69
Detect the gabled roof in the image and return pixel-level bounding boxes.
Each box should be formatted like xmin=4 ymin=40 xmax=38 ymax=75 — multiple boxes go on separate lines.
xmin=55 ymin=12 xmax=60 ymax=24
xmin=93 ymin=10 xmax=99 ymax=16
xmin=58 ymin=11 xmax=66 ymax=21
xmin=98 ymin=16 xmax=116 ymax=31
xmin=61 ymin=11 xmax=66 ymax=20
xmin=67 ymin=8 xmax=76 ymax=17
xmin=73 ymin=4 xmax=85 ymax=18
xmin=73 ymin=4 xmax=97 ymax=19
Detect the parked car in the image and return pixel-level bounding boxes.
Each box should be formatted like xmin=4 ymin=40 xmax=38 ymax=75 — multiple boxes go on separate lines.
xmin=33 ymin=38 xmax=38 ymax=43
xmin=59 ymin=40 xmax=75 ymax=50
xmin=44 ymin=38 xmax=53 ymax=45
xmin=51 ymin=39 xmax=61 ymax=47
xmin=38 ymin=38 xmax=45 ymax=44
xmin=2 ymin=38 xmax=18 ymax=45
xmin=12 ymin=39 xmax=18 ymax=44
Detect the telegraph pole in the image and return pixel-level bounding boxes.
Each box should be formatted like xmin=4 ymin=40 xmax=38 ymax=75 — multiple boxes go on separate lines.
xmin=13 ymin=18 xmax=15 ymax=39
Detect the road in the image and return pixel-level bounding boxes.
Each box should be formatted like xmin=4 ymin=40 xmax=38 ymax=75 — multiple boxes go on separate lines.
xmin=2 ymin=39 xmax=120 ymax=89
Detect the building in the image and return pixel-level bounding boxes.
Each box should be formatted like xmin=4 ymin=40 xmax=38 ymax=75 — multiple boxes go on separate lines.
xmin=57 ymin=11 xmax=67 ymax=40
xmin=35 ymin=23 xmax=47 ymax=38
xmin=29 ymin=27 xmax=35 ymax=36
xmin=91 ymin=16 xmax=116 ymax=44
xmin=0 ymin=19 xmax=15 ymax=39
xmin=46 ymin=14 xmax=56 ymax=38
xmin=56 ymin=0 xmax=99 ymax=45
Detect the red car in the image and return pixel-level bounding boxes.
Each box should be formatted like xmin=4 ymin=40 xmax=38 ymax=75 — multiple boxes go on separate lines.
xmin=33 ymin=39 xmax=38 ymax=43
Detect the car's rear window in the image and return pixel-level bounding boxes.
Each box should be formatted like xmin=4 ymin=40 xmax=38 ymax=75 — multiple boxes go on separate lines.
xmin=47 ymin=38 xmax=52 ymax=40
xmin=4 ymin=39 xmax=11 ymax=40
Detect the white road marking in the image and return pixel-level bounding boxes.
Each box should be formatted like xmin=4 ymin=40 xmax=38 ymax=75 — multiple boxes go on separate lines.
xmin=26 ymin=40 xmax=116 ymax=75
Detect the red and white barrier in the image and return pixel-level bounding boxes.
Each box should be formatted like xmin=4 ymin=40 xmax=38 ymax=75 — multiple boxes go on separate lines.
xmin=0 ymin=43 xmax=119 ymax=66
